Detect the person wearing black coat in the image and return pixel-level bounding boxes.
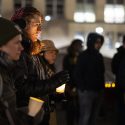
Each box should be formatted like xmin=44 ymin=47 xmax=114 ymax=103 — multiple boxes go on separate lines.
xmin=74 ymin=32 xmax=105 ymax=125
xmin=11 ymin=7 xmax=69 ymax=125
xmin=11 ymin=6 xmax=69 ymax=108
xmin=0 ymin=17 xmax=34 ymax=125
xmin=111 ymin=35 xmax=125 ymax=125
xmin=63 ymin=39 xmax=83 ymax=125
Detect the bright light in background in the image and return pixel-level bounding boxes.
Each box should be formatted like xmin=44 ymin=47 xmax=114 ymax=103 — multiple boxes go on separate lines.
xmin=95 ymin=27 xmax=104 ymax=34
xmin=74 ymin=12 xmax=85 ymax=22
xmin=115 ymin=42 xmax=121 ymax=48
xmin=104 ymin=5 xmax=124 ymax=23
xmin=45 ymin=15 xmax=51 ymax=21
xmin=74 ymin=34 xmax=84 ymax=41
xmin=74 ymin=12 xmax=95 ymax=23
xmin=85 ymin=12 xmax=95 ymax=22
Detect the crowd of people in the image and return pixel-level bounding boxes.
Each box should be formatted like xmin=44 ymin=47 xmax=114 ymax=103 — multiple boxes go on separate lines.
xmin=0 ymin=6 xmax=125 ymax=125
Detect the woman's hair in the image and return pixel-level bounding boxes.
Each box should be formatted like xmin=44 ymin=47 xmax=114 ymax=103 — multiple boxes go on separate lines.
xmin=11 ymin=6 xmax=44 ymax=23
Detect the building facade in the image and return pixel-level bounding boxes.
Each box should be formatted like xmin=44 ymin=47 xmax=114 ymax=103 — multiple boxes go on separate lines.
xmin=0 ymin=0 xmax=125 ymax=48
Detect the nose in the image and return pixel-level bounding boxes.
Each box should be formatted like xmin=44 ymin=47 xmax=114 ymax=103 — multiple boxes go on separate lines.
xmin=20 ymin=43 xmax=24 ymax=51
xmin=37 ymin=24 xmax=42 ymax=31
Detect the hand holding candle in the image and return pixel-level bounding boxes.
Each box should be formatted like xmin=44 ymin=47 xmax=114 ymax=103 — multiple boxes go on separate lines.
xmin=28 ymin=97 xmax=44 ymax=117
xmin=56 ymin=84 xmax=66 ymax=93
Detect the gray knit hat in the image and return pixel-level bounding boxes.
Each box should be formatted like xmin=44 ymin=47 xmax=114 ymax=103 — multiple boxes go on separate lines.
xmin=0 ymin=17 xmax=21 ymax=46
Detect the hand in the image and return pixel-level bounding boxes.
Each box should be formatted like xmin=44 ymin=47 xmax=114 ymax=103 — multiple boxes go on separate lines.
xmin=53 ymin=70 xmax=70 ymax=86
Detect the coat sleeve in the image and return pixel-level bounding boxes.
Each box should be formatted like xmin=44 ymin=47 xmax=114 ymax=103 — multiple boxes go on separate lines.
xmin=117 ymin=57 xmax=125 ymax=89
xmin=74 ymin=53 xmax=86 ymax=90
xmin=14 ymin=53 xmax=69 ymax=99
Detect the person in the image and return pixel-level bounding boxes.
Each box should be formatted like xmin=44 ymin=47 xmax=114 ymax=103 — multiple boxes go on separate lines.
xmin=63 ymin=39 xmax=83 ymax=125
xmin=35 ymin=39 xmax=59 ymax=125
xmin=0 ymin=17 xmax=34 ymax=125
xmin=11 ymin=6 xmax=69 ymax=105
xmin=11 ymin=6 xmax=69 ymax=124
xmin=74 ymin=32 xmax=105 ymax=125
xmin=111 ymin=35 xmax=125 ymax=125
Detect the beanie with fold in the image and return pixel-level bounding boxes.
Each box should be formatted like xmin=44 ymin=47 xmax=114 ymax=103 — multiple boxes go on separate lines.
xmin=0 ymin=17 xmax=21 ymax=46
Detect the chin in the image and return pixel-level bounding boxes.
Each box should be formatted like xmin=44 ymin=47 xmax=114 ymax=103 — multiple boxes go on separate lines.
xmin=13 ymin=56 xmax=20 ymax=61
xmin=50 ymin=62 xmax=54 ymax=64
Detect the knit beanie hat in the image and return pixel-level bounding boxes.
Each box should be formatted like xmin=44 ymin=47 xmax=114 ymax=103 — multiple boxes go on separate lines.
xmin=11 ymin=7 xmax=44 ymax=29
xmin=0 ymin=17 xmax=21 ymax=46
xmin=40 ymin=40 xmax=58 ymax=52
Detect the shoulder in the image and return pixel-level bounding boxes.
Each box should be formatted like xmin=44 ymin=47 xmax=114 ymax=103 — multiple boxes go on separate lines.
xmin=78 ymin=50 xmax=88 ymax=58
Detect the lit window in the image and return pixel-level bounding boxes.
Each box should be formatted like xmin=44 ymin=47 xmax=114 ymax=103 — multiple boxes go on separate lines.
xmin=74 ymin=12 xmax=95 ymax=23
xmin=104 ymin=5 xmax=124 ymax=23
xmin=74 ymin=12 xmax=84 ymax=22
xmin=75 ymin=2 xmax=96 ymax=23
xmin=85 ymin=12 xmax=95 ymax=22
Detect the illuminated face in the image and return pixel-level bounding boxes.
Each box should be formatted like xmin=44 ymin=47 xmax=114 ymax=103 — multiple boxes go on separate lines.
xmin=25 ymin=14 xmax=42 ymax=42
xmin=44 ymin=50 xmax=57 ymax=64
xmin=94 ymin=38 xmax=102 ymax=50
xmin=0 ymin=34 xmax=23 ymax=60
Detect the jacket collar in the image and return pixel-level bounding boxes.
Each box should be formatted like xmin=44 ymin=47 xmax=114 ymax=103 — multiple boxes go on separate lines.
xmin=0 ymin=51 xmax=15 ymax=71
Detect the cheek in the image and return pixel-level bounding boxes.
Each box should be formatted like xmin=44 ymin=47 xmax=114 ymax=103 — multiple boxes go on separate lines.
xmin=7 ymin=49 xmax=16 ymax=60
xmin=25 ymin=26 xmax=34 ymax=34
xmin=50 ymin=55 xmax=56 ymax=62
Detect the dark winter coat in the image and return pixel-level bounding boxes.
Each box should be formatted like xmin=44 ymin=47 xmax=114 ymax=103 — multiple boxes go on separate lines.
xmin=0 ymin=52 xmax=33 ymax=125
xmin=74 ymin=35 xmax=105 ymax=91
xmin=14 ymin=39 xmax=65 ymax=107
xmin=111 ymin=46 xmax=125 ymax=89
xmin=63 ymin=53 xmax=77 ymax=87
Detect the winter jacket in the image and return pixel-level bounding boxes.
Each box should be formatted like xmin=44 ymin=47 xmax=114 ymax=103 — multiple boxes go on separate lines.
xmin=0 ymin=52 xmax=33 ymax=125
xmin=14 ymin=39 xmax=68 ymax=107
xmin=111 ymin=46 xmax=125 ymax=89
xmin=74 ymin=33 xmax=105 ymax=91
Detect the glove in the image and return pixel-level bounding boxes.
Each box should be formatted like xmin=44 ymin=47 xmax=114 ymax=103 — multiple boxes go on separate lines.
xmin=51 ymin=70 xmax=70 ymax=87
xmin=33 ymin=70 xmax=70 ymax=96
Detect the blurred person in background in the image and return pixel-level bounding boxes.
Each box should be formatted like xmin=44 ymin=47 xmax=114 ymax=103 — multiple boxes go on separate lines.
xmin=111 ymin=35 xmax=125 ymax=125
xmin=0 ymin=17 xmax=34 ymax=125
xmin=74 ymin=32 xmax=105 ymax=125
xmin=11 ymin=6 xmax=69 ymax=124
xmin=63 ymin=39 xmax=83 ymax=125
xmin=35 ymin=39 xmax=59 ymax=125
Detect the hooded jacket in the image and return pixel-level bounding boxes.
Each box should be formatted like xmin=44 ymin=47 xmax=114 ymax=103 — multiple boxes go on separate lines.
xmin=111 ymin=46 xmax=125 ymax=89
xmin=74 ymin=33 xmax=105 ymax=91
